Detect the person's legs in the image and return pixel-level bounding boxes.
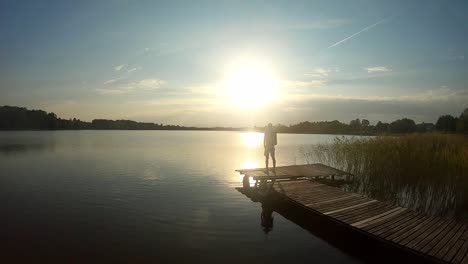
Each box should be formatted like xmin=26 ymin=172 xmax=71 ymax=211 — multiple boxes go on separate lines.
xmin=265 ymin=149 xmax=269 ymax=170
xmin=271 ymin=148 xmax=276 ymax=171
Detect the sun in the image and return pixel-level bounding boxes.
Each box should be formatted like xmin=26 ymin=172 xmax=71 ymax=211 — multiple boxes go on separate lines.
xmin=224 ymin=60 xmax=278 ymax=108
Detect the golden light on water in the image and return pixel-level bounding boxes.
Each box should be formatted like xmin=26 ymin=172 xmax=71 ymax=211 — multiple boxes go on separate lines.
xmin=224 ymin=59 xmax=278 ymax=108
xmin=241 ymin=159 xmax=259 ymax=169
xmin=240 ymin=132 xmax=263 ymax=147
xmin=239 ymin=159 xmax=259 ymax=186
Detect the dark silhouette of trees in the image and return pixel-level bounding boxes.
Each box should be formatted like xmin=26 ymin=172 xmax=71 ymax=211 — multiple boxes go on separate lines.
xmin=389 ymin=118 xmax=417 ymax=133
xmin=0 ymin=106 xmax=239 ymax=131
xmin=375 ymin=121 xmax=390 ymax=133
xmin=416 ymin=122 xmax=435 ymax=132
xmin=1 ymin=105 xmax=467 ymax=134
xmin=456 ymin=108 xmax=468 ymax=133
xmin=435 ymin=115 xmax=458 ymax=132
xmin=283 ymin=120 xmax=350 ymax=134
xmin=361 ymin=119 xmax=370 ymax=127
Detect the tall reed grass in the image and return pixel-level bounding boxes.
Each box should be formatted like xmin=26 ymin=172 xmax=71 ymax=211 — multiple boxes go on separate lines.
xmin=302 ymin=134 xmax=468 ymax=220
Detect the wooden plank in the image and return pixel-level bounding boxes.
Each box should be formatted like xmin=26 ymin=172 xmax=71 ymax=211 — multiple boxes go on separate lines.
xmin=292 ymin=188 xmax=351 ymax=199
xmin=353 ymin=207 xmax=407 ymax=229
xmin=314 ymin=198 xmax=374 ymax=215
xmin=252 ymin=175 xmax=305 ymax=180
xmin=351 ymin=207 xmax=403 ymax=227
xmin=311 ymin=196 xmax=370 ymax=211
xmin=275 ymin=182 xmax=323 ymax=192
xmin=401 ymin=218 xmax=443 ymax=247
xmin=311 ymin=194 xmax=367 ymax=207
xmin=406 ymin=218 xmax=449 ymax=249
xmin=461 ymin=254 xmax=468 ymax=264
xmin=371 ymin=212 xmax=421 ymax=237
xmin=279 ymin=182 xmax=331 ymax=191
xmin=429 ymin=222 xmax=464 ymax=257
xmin=288 ymin=189 xmax=347 ymax=199
xmin=444 ymin=238 xmax=464 ymax=263
xmin=306 ymin=193 xmax=361 ymax=206
xmin=425 ymin=221 xmax=464 ymax=256
xmin=294 ymin=193 xmax=356 ymax=206
xmin=274 ymin=181 xmax=316 ymax=194
xmin=453 ymin=237 xmax=468 ymax=264
xmin=392 ymin=216 xmax=436 ymax=244
xmin=365 ymin=209 xmax=415 ymax=233
xmin=284 ymin=185 xmax=343 ymax=196
xmin=341 ymin=205 xmax=397 ymax=225
xmin=384 ymin=214 xmax=428 ymax=240
xmin=330 ymin=201 xmax=388 ymax=220
xmin=285 ymin=191 xmax=343 ymax=203
xmin=323 ymin=200 xmax=378 ymax=215
xmin=412 ymin=218 xmax=454 ymax=251
xmin=237 ymin=163 xmax=348 ymax=177
xmin=378 ymin=213 xmax=425 ymax=239
xmin=361 ymin=209 xmax=413 ymax=232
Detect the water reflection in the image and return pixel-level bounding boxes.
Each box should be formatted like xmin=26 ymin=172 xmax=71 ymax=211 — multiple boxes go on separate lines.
xmin=241 ymin=132 xmax=263 ymax=147
xmin=0 ymin=131 xmax=367 ymax=262
xmin=261 ymin=203 xmax=274 ymax=234
xmin=0 ymin=143 xmax=53 ymax=155
xmin=237 ymin=160 xmax=260 ymax=187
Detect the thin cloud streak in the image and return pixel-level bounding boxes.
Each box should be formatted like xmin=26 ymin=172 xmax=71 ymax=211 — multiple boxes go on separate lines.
xmin=366 ymin=66 xmax=392 ymax=73
xmin=327 ymin=17 xmax=390 ymax=49
xmin=113 ymin=64 xmax=125 ymax=71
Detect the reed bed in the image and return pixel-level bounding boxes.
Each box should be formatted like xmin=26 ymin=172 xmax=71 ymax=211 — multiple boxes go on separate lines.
xmin=302 ymin=134 xmax=468 ymax=220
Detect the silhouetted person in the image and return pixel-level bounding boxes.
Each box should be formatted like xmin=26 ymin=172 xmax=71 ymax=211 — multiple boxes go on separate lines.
xmin=261 ymin=204 xmax=274 ymax=234
xmin=264 ymin=123 xmax=277 ymax=173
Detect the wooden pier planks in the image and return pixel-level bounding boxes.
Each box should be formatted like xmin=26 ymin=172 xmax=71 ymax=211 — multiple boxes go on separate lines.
xmin=272 ymin=180 xmax=467 ymax=264
xmin=237 ymin=165 xmax=467 ymax=264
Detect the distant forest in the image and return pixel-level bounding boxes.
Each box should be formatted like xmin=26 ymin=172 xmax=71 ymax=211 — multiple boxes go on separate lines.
xmin=0 ymin=106 xmax=240 ymax=131
xmin=1 ymin=105 xmax=467 ymax=134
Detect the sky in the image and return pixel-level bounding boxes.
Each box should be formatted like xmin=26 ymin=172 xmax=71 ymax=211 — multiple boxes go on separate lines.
xmin=1 ymin=0 xmax=467 ymax=127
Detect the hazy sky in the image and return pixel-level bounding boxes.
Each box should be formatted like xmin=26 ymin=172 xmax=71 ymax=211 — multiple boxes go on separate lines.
xmin=1 ymin=0 xmax=467 ymax=127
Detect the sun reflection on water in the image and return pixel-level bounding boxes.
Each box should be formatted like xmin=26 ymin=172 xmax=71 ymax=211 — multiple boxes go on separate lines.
xmin=240 ymin=132 xmax=263 ymax=148
xmin=238 ymin=159 xmax=259 ymax=186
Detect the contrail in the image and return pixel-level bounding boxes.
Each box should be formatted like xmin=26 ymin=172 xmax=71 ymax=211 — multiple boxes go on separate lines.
xmin=327 ymin=17 xmax=390 ymax=49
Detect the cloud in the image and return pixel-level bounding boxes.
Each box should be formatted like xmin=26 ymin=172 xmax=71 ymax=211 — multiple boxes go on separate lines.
xmin=96 ymin=78 xmax=165 ymax=95
xmin=127 ymin=67 xmax=138 ymax=73
xmin=95 ymin=88 xmax=131 ymax=95
xmin=366 ymin=66 xmax=392 ymax=73
xmin=304 ymin=68 xmax=335 ymax=77
xmin=327 ymin=17 xmax=390 ymax=49
xmin=113 ymin=64 xmax=125 ymax=71
xmin=281 ymin=80 xmax=327 ymax=88
xmin=103 ymin=79 xmax=119 ymax=85
xmin=137 ymin=79 xmax=165 ymax=90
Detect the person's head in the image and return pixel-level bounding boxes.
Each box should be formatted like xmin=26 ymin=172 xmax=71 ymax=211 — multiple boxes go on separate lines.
xmin=268 ymin=123 xmax=273 ymax=129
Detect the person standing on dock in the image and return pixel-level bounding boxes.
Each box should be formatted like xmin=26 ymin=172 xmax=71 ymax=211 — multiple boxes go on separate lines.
xmin=264 ymin=123 xmax=277 ymax=173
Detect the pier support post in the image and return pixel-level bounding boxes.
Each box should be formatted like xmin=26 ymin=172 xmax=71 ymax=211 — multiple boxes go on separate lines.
xmin=242 ymin=175 xmax=250 ymax=188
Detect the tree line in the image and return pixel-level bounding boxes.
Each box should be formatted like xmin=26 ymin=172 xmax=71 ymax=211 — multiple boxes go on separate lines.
xmin=1 ymin=105 xmax=467 ymax=134
xmin=256 ymin=108 xmax=468 ymax=134
xmin=0 ymin=106 xmax=239 ymax=131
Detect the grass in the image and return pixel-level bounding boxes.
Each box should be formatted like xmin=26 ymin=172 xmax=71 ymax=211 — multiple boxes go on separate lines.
xmin=302 ymin=133 xmax=468 ymax=220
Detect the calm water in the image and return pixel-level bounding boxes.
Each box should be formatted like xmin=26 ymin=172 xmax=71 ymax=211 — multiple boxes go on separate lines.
xmin=0 ymin=131 xmax=363 ymax=262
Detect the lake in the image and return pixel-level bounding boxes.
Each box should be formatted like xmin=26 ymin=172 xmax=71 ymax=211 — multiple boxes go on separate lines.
xmin=0 ymin=131 xmax=364 ymax=263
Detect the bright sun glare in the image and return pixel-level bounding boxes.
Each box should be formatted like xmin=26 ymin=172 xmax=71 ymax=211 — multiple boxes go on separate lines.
xmin=241 ymin=132 xmax=263 ymax=147
xmin=224 ymin=60 xmax=278 ymax=108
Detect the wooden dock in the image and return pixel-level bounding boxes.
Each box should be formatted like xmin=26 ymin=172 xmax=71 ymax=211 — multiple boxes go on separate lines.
xmin=236 ymin=164 xmax=467 ymax=264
